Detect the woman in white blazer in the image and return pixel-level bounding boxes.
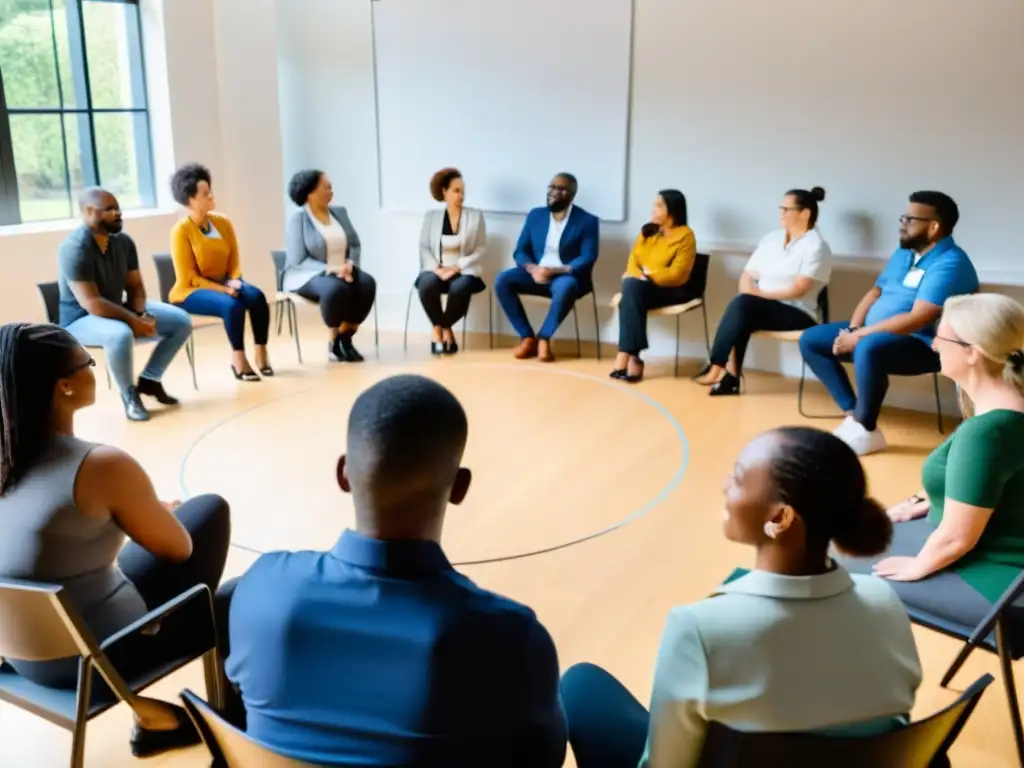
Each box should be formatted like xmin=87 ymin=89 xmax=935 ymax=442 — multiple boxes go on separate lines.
xmin=560 ymin=427 xmax=922 ymax=768
xmin=417 ymin=168 xmax=486 ymax=355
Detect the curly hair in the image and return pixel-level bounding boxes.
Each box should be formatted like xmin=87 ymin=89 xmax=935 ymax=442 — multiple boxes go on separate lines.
xmin=429 ymin=168 xmax=462 ymax=202
xmin=288 ymin=169 xmax=325 ymax=207
xmin=170 ymin=163 xmax=212 ymax=206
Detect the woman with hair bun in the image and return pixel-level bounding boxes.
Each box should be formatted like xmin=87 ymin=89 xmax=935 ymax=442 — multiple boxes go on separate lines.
xmin=416 ymin=168 xmax=487 ymax=355
xmin=284 ymin=169 xmax=377 ymax=363
xmin=560 ymin=426 xmax=921 ymax=768
xmin=843 ymin=293 xmax=1024 ymax=625
xmin=696 ymin=186 xmax=832 ymax=395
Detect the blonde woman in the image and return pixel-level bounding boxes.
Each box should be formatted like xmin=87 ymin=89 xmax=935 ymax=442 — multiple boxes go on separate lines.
xmin=417 ymin=168 xmax=486 ymax=355
xmin=841 ymin=293 xmax=1024 ymax=628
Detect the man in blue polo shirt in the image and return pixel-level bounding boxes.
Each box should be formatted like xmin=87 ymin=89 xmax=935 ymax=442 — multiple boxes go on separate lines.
xmin=225 ymin=374 xmax=567 ymax=767
xmin=799 ymin=191 xmax=978 ymax=456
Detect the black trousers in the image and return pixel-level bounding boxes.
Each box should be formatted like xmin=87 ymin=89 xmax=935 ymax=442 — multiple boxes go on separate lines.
xmin=709 ymin=293 xmax=815 ymax=375
xmin=296 ymin=269 xmax=377 ymax=328
xmin=7 ymin=494 xmax=233 ymax=691
xmin=416 ymin=272 xmax=485 ymax=328
xmin=617 ymin=277 xmax=700 ymax=355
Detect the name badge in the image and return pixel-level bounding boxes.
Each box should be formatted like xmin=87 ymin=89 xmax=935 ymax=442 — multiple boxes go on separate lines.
xmin=903 ymin=268 xmax=925 ymax=289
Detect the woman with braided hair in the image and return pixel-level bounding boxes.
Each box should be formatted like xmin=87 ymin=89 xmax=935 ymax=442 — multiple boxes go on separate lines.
xmin=842 ymin=293 xmax=1024 ymax=629
xmin=0 ymin=322 xmax=233 ymax=758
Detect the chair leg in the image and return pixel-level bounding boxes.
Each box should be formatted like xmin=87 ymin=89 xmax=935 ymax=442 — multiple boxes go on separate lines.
xmin=104 ymin=362 xmax=111 ymax=390
xmin=997 ymin=619 xmax=1024 ymax=766
xmin=373 ymin=301 xmax=380 ymax=359
xmin=934 ymin=372 xmax=944 ymax=434
xmin=701 ymin=303 xmax=711 ymax=357
xmin=572 ymin=306 xmax=582 ymax=358
xmin=940 ymin=640 xmax=976 ymax=688
xmin=488 ymin=290 xmax=494 ymax=350
xmin=592 ymin=292 xmax=601 ymax=361
xmin=290 ymin=302 xmax=302 ymax=364
xmin=675 ymin=314 xmax=681 ymax=377
xmin=797 ymin=361 xmax=810 ymax=417
xmin=187 ymin=334 xmax=199 ymax=391
xmin=202 ymin=648 xmax=226 ymax=711
xmin=403 ymin=287 xmax=414 ymax=352
xmin=70 ymin=665 xmax=93 ymax=768
xmin=274 ymin=302 xmax=283 ymax=335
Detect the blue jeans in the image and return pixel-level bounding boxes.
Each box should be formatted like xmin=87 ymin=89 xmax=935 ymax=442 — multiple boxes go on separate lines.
xmin=495 ymin=266 xmax=582 ymax=340
xmin=798 ymin=321 xmax=940 ymax=431
xmin=560 ymin=663 xmax=649 ymax=768
xmin=64 ymin=301 xmax=192 ymax=396
xmin=178 ymin=282 xmax=270 ymax=351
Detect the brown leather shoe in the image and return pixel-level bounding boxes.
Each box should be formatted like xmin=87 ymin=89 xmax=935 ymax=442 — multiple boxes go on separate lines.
xmin=538 ymin=339 xmax=555 ymax=363
xmin=513 ymin=337 xmax=538 ymax=359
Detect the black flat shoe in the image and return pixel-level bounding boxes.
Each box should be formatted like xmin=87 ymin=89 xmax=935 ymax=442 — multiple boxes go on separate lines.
xmin=443 ymin=340 xmax=459 ymax=355
xmin=609 ymin=368 xmax=627 ymax=379
xmin=129 ymin=704 xmax=201 ymax=758
xmin=259 ymin=366 xmax=274 ymax=377
xmin=339 ymin=334 xmax=364 ymax=363
xmin=623 ymin=361 xmax=645 ymax=384
xmin=231 ymin=366 xmax=260 ymax=382
xmin=136 ymin=377 xmax=179 ymax=406
xmin=430 ymin=341 xmax=445 ymax=355
xmin=709 ymin=372 xmax=741 ymax=396
xmin=329 ymin=339 xmax=345 ymax=362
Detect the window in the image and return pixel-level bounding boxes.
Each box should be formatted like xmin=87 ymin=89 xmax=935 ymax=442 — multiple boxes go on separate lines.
xmin=0 ymin=0 xmax=154 ymax=226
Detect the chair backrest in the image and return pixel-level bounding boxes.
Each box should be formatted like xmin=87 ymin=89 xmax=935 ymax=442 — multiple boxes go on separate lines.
xmin=270 ymin=250 xmax=286 ymax=292
xmin=0 ymin=578 xmax=95 ymax=662
xmin=695 ymin=673 xmax=993 ymax=768
xmin=180 ymin=689 xmax=319 ymax=767
xmin=690 ymin=252 xmax=710 ymax=298
xmin=151 ymin=253 xmax=176 ymax=303
xmin=37 ymin=281 xmax=60 ymax=325
xmin=818 ymin=285 xmax=830 ymax=324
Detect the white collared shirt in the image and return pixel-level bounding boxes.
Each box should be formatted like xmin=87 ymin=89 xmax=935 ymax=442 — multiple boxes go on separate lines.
xmin=744 ymin=228 xmax=832 ymax=318
xmin=538 ymin=204 xmax=573 ymax=268
xmin=640 ymin=567 xmax=921 ymax=768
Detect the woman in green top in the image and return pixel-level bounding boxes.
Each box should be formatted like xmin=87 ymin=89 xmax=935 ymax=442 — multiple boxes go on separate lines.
xmin=841 ymin=293 xmax=1024 ymax=625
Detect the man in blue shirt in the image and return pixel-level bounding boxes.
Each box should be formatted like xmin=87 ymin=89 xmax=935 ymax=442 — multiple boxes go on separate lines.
xmin=225 ymin=374 xmax=567 ymax=767
xmin=799 ymin=191 xmax=978 ymax=456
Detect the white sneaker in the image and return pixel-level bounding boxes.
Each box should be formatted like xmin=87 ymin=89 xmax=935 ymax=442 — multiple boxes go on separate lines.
xmin=832 ymin=415 xmax=857 ymax=440
xmin=839 ymin=420 xmax=888 ymax=456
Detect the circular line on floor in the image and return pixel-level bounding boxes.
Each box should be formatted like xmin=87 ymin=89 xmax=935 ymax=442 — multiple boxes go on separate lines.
xmin=178 ymin=362 xmax=689 ymax=566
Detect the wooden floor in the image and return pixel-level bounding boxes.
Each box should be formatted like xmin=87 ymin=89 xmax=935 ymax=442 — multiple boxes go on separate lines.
xmin=1 ymin=318 xmax=1016 ymax=767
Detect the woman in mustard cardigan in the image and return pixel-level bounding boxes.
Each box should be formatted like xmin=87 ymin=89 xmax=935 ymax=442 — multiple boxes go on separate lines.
xmin=611 ymin=190 xmax=697 ymax=383
xmin=168 ymin=163 xmax=272 ymax=381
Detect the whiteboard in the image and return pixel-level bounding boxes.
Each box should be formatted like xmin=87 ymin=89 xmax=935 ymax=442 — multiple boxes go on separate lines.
xmin=371 ymin=0 xmax=632 ymax=221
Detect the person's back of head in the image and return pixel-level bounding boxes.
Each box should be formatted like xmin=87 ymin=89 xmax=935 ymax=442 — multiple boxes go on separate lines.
xmin=339 ymin=374 xmax=471 ymax=540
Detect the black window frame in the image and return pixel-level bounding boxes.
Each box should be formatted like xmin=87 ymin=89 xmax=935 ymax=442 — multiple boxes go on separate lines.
xmin=0 ymin=0 xmax=155 ymax=227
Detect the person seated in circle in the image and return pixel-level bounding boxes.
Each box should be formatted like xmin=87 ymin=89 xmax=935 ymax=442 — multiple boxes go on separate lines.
xmin=0 ymin=323 xmax=233 ymax=759
xmin=416 ymin=168 xmax=487 ymax=355
xmin=168 ymin=163 xmax=273 ymax=381
xmin=284 ymin=169 xmax=378 ymax=363
xmin=610 ymin=189 xmax=697 ymax=383
xmin=840 ymin=294 xmax=1024 ymax=634
xmin=224 ymin=374 xmax=566 ymax=767
xmin=560 ymin=426 xmax=921 ymax=768
xmin=696 ymin=187 xmax=832 ymax=396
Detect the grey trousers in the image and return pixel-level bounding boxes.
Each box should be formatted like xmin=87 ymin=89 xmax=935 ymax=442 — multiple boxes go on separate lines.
xmin=837 ymin=518 xmax=994 ymax=631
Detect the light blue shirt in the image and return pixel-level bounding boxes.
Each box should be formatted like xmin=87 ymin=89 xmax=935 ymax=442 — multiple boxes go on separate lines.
xmin=866 ymin=237 xmax=978 ymax=341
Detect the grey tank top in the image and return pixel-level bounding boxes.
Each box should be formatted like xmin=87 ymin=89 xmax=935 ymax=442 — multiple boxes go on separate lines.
xmin=0 ymin=435 xmax=147 ymax=644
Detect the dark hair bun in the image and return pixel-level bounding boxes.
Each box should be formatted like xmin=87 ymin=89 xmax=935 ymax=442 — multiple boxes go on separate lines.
xmin=832 ymin=496 xmax=891 ymax=558
xmin=810 ymin=186 xmax=826 ymax=202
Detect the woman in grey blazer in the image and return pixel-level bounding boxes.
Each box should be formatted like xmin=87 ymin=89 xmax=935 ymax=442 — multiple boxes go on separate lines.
xmin=417 ymin=168 xmax=486 ymax=355
xmin=284 ymin=170 xmax=377 ymax=362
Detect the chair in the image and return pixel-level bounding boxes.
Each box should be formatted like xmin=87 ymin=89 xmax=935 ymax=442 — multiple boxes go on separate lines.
xmin=403 ymin=278 xmax=494 ymax=352
xmin=270 ymin=249 xmax=382 ymax=363
xmin=37 ymin=281 xmax=114 ymax=390
xmin=908 ymin=569 xmax=1024 ymax=766
xmin=609 ymin=252 xmax=711 ymax=376
xmin=694 ymin=673 xmax=992 ymax=768
xmin=0 ymin=580 xmax=224 ymax=768
xmin=180 ymin=688 xmax=319 ymax=768
xmin=784 ymin=285 xmax=946 ymax=433
xmin=151 ymin=252 xmax=217 ymax=390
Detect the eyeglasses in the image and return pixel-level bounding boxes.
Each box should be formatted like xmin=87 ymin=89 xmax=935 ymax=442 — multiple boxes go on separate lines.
xmin=548 ymin=185 xmax=571 ymax=193
xmin=899 ymin=215 xmax=935 ymax=225
xmin=934 ymin=335 xmax=971 ymax=348
xmin=64 ymin=357 xmax=97 ymax=375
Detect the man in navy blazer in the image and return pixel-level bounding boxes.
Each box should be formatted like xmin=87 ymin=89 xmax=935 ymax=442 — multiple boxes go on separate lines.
xmin=495 ymin=173 xmax=600 ymax=362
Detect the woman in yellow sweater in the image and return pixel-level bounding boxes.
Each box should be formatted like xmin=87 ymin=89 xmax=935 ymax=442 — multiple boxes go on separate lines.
xmin=611 ymin=190 xmax=697 ymax=382
xmin=168 ymin=164 xmax=271 ymax=381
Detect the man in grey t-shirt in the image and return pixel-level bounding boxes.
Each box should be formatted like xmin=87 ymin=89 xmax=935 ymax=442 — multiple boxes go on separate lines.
xmin=58 ymin=188 xmax=193 ymax=421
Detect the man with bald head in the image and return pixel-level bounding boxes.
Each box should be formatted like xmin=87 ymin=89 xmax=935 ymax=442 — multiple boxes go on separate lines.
xmin=57 ymin=188 xmax=192 ymax=421
xmin=225 ymin=374 xmax=567 ymax=767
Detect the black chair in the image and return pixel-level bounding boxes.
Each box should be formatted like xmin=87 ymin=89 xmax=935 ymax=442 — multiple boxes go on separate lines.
xmin=151 ymin=253 xmax=211 ymax=390
xmin=36 ymin=281 xmax=112 ymax=389
xmin=0 ymin=579 xmax=224 ymax=768
xmin=270 ymin=249 xmax=382 ymax=363
xmin=609 ymin=251 xmax=711 ymax=376
xmin=403 ymin=278 xmax=494 ymax=352
xmin=695 ymin=673 xmax=992 ymax=768
xmin=908 ymin=570 xmax=1024 ymax=766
